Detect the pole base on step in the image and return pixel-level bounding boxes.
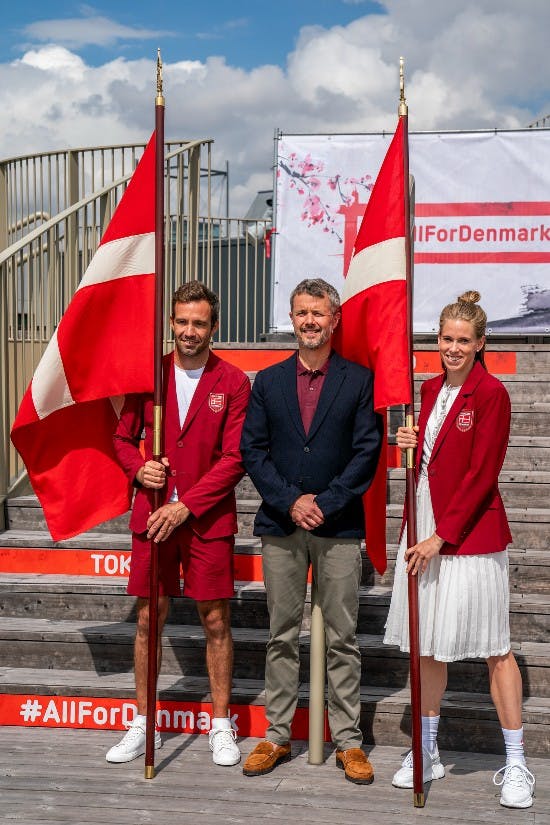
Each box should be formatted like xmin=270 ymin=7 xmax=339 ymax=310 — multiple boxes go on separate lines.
xmin=414 ymin=791 xmax=425 ymax=808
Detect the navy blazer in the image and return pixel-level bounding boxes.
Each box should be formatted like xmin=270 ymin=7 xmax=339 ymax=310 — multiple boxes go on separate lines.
xmin=240 ymin=351 xmax=383 ymax=538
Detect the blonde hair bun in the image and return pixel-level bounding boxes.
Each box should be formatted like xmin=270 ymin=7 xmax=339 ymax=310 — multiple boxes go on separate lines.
xmin=458 ymin=290 xmax=481 ymax=304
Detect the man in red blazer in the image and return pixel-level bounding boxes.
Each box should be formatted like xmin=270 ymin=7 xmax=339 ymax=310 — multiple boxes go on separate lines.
xmin=105 ymin=281 xmax=251 ymax=768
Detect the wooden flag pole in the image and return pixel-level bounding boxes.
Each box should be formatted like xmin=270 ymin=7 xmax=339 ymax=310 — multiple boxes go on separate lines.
xmin=145 ymin=49 xmax=166 ymax=780
xmin=308 ymin=577 xmax=326 ymax=764
xmin=399 ymin=57 xmax=424 ymax=808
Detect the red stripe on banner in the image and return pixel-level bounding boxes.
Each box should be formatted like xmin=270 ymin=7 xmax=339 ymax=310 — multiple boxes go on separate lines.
xmin=416 ymin=201 xmax=550 ymax=217
xmin=0 ymin=694 xmax=330 ymax=740
xmin=415 ymin=252 xmax=550 ymax=264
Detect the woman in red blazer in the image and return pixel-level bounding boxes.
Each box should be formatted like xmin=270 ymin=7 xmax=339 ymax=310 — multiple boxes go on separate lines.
xmin=384 ymin=291 xmax=535 ymax=809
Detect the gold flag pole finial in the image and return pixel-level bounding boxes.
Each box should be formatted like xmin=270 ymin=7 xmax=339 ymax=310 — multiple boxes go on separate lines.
xmin=399 ymin=56 xmax=408 ymax=117
xmin=156 ymin=48 xmax=165 ymax=107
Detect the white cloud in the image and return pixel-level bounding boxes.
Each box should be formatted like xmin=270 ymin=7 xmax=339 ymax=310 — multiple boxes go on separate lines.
xmin=1 ymin=2 xmax=549 ymax=215
xmin=287 ymin=17 xmax=397 ymax=127
xmin=382 ymin=0 xmax=550 ymax=124
xmin=21 ymin=15 xmax=169 ymax=48
xmin=20 ymin=46 xmax=87 ymax=79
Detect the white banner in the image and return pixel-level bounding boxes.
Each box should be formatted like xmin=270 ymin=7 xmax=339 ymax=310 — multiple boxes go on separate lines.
xmin=273 ymin=129 xmax=550 ymax=334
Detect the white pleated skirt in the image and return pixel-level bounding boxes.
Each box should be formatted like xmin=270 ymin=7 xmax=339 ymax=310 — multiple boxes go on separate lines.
xmin=383 ymin=473 xmax=511 ymax=662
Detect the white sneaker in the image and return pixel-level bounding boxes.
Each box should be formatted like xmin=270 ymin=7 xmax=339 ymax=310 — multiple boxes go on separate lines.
xmin=209 ymin=727 xmax=241 ymax=766
xmin=392 ymin=745 xmax=445 ymax=788
xmin=106 ymin=718 xmax=162 ymax=763
xmin=493 ymin=763 xmax=535 ymax=809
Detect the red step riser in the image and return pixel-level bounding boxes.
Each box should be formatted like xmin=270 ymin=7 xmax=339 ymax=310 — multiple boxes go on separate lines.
xmin=0 ymin=547 xmax=317 ymax=583
xmin=214 ymin=348 xmax=517 ymax=375
xmin=1 ymin=693 xmax=329 ymax=740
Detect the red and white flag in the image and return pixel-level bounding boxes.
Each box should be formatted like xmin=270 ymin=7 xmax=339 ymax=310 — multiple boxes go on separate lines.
xmin=11 ymin=135 xmax=157 ymax=540
xmin=333 ymin=117 xmax=412 ymax=574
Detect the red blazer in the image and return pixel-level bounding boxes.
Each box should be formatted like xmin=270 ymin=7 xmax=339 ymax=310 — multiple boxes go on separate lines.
xmin=412 ymin=360 xmax=512 ymax=555
xmin=113 ymin=351 xmax=251 ymax=538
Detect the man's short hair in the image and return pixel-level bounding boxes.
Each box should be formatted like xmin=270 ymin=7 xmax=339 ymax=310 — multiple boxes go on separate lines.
xmin=171 ymin=280 xmax=219 ymax=325
xmin=290 ymin=278 xmax=341 ymax=314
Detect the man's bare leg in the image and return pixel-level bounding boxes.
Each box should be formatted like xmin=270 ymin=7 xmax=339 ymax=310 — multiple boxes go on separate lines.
xmin=105 ymin=595 xmax=170 ymax=763
xmin=197 ymin=598 xmax=240 ymax=765
xmin=134 ymin=595 xmax=171 ymax=714
xmin=196 ymin=598 xmax=233 ymax=716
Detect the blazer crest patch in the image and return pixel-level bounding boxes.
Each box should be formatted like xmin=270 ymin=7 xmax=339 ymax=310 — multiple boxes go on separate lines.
xmin=208 ymin=392 xmax=226 ymax=413
xmin=456 ymin=409 xmax=474 ymax=432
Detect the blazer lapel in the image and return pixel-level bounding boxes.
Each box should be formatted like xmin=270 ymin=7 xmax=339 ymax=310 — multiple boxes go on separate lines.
xmin=163 ymin=355 xmax=180 ymax=441
xmin=179 ymin=351 xmax=223 ymax=436
xmin=430 ymin=361 xmax=485 ymax=461
xmin=305 ymin=352 xmax=346 ymax=442
xmin=415 ymin=377 xmax=441 ymax=474
xmin=279 ymin=353 xmax=307 ymax=440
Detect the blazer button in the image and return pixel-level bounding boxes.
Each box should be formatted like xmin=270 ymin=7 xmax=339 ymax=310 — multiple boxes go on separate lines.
xmin=177 ymin=440 xmax=183 ymax=447
xmin=171 ymin=470 xmax=177 ymax=477
xmin=303 ymin=446 xmax=310 ymax=452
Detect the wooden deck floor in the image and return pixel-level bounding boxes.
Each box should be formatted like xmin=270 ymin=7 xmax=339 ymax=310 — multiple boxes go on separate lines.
xmin=0 ymin=727 xmax=548 ymax=824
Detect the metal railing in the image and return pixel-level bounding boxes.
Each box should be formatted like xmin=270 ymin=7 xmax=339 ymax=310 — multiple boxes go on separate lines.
xmin=0 ymin=140 xmax=272 ymax=500
xmin=527 ymin=113 xmax=550 ymax=129
xmin=0 ymin=141 xmax=221 ymax=248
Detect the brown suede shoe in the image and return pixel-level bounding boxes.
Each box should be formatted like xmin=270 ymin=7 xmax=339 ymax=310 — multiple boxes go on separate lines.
xmin=335 ymin=748 xmax=374 ymax=785
xmin=243 ymin=741 xmax=292 ymax=776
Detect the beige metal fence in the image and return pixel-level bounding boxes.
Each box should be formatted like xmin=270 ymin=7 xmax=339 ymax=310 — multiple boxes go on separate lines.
xmin=0 ymin=142 xmax=197 ymax=249
xmin=0 ymin=140 xmax=271 ymax=501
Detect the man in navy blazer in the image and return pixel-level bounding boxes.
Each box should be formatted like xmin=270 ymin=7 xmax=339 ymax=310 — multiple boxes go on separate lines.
xmin=241 ymin=278 xmax=382 ymax=784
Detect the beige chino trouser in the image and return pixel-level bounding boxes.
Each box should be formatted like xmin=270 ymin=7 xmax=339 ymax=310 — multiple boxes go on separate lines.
xmin=261 ymin=527 xmax=363 ymax=750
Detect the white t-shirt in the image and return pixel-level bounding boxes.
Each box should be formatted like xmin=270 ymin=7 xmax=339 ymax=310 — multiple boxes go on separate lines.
xmin=169 ymin=363 xmax=205 ymax=502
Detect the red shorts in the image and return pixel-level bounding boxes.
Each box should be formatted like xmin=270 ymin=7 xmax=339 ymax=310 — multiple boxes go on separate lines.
xmin=127 ymin=526 xmax=235 ymax=601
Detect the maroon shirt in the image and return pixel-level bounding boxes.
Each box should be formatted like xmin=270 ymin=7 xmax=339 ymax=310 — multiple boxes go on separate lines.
xmin=296 ymin=356 xmax=329 ymax=434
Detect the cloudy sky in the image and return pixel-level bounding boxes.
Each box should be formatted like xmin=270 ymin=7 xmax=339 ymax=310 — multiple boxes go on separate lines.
xmin=2 ymin=1 xmax=549 ymax=214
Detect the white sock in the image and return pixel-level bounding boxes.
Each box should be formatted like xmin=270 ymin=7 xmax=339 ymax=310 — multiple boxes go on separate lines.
xmin=421 ymin=715 xmax=440 ymax=755
xmin=502 ymin=727 xmax=526 ymax=766
xmin=133 ymin=714 xmax=147 ymax=725
xmin=211 ymin=716 xmax=232 ymax=731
